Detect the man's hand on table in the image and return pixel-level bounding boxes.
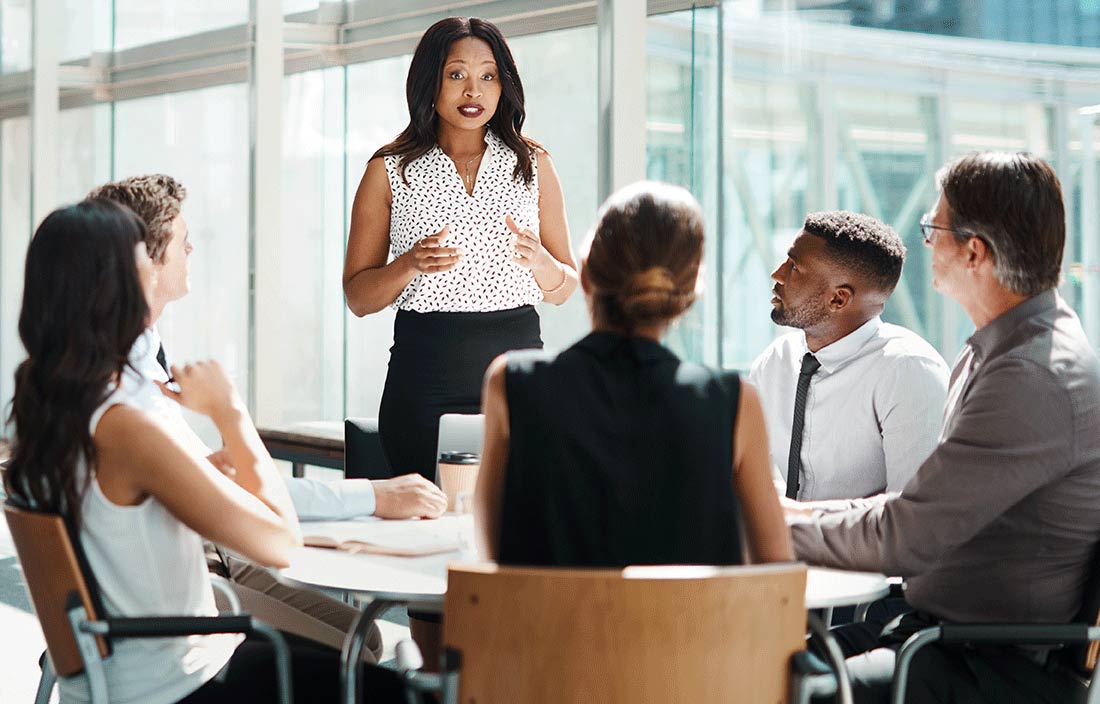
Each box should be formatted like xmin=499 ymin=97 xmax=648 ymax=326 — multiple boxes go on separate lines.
xmin=373 ymin=474 xmax=448 ymax=519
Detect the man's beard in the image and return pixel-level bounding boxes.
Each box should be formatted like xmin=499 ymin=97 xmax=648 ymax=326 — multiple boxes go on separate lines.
xmin=770 ymin=297 xmax=829 ymax=330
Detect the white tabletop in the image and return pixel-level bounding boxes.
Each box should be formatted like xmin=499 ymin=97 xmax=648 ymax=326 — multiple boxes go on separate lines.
xmin=279 ymin=520 xmax=889 ymax=611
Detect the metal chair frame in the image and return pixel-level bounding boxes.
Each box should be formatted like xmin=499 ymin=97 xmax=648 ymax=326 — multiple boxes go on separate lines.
xmin=5 ymin=502 xmax=294 ymax=704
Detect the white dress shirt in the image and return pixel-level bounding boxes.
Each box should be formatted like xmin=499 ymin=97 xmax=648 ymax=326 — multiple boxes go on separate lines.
xmin=126 ymin=328 xmax=376 ymax=519
xmin=749 ymin=317 xmax=949 ymax=501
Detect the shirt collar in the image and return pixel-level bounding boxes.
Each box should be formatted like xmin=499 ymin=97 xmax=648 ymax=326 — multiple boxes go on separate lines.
xmin=967 ymin=290 xmax=1058 ymax=361
xmin=801 ymin=316 xmax=882 ymax=374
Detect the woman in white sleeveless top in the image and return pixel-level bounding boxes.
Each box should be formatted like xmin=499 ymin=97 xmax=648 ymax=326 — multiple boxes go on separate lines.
xmin=4 ymin=201 xmax=417 ymax=703
xmin=343 ymin=16 xmax=578 ymax=483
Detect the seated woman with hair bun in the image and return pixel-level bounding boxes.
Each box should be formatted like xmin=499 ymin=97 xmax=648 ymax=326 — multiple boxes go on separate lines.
xmin=474 ymin=181 xmax=792 ymax=567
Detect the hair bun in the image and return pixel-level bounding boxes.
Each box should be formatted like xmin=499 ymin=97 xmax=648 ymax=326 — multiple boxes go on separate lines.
xmin=617 ymin=266 xmax=693 ymax=325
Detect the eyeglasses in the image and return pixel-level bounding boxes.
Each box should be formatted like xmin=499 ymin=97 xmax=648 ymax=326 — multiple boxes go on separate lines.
xmin=919 ymin=216 xmax=969 ymax=246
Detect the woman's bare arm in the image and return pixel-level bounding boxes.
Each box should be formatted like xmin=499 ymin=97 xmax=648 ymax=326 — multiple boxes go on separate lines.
xmin=343 ymin=157 xmax=462 ymax=316
xmin=521 ymin=150 xmax=578 ymax=305
xmin=95 ymin=405 xmax=301 ymax=568
xmin=473 ymin=354 xmax=511 ymax=561
xmin=734 ymin=382 xmax=794 ymax=563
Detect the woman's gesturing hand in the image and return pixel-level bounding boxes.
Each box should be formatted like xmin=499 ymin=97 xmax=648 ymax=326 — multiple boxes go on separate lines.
xmin=409 ymin=224 xmax=463 ymax=274
xmin=505 ymin=214 xmax=547 ymax=270
xmin=156 ymin=360 xmax=245 ymax=423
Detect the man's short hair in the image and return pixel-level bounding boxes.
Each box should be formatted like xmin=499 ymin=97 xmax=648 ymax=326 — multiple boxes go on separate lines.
xmin=803 ymin=211 xmax=906 ymax=295
xmin=86 ymin=175 xmax=186 ymax=263
xmin=937 ymin=152 xmax=1064 ymax=296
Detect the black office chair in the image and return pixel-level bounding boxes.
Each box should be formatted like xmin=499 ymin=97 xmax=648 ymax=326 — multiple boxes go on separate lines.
xmin=344 ymin=417 xmax=392 ymax=479
xmin=891 ymin=544 xmax=1100 ymax=704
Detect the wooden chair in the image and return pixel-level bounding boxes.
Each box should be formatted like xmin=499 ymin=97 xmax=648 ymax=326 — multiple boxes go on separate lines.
xmin=890 ymin=544 xmax=1100 ymax=704
xmin=3 ymin=500 xmax=293 ymax=704
xmin=397 ymin=562 xmax=821 ymax=704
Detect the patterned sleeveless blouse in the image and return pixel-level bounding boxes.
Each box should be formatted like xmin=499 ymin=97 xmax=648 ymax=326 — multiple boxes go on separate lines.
xmin=384 ymin=130 xmax=543 ymax=312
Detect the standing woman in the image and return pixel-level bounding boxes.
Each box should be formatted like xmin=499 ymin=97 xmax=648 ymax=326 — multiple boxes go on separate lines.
xmin=343 ymin=16 xmax=578 ymax=479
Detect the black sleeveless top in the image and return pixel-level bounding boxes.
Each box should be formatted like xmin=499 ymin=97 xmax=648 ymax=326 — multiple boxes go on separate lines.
xmin=497 ymin=331 xmax=744 ymax=567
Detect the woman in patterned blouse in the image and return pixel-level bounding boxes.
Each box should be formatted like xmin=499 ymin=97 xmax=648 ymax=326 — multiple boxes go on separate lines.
xmin=343 ymin=16 xmax=578 ymax=484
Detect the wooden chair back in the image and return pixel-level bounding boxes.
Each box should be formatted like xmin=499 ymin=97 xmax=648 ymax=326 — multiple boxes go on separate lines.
xmin=4 ymin=502 xmax=109 ymax=676
xmin=444 ymin=562 xmax=807 ymax=704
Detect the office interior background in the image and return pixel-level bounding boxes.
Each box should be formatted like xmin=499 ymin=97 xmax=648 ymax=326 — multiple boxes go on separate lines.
xmin=1 ymin=0 xmax=1100 ymax=437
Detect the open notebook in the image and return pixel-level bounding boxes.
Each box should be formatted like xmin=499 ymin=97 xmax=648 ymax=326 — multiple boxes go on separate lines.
xmin=302 ymin=517 xmax=462 ymax=557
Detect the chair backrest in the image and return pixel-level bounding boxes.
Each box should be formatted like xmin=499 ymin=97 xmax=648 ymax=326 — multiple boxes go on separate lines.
xmin=344 ymin=417 xmax=392 ymax=479
xmin=435 ymin=414 xmax=484 ymax=483
xmin=444 ymin=562 xmax=807 ymax=704
xmin=4 ymin=502 xmax=109 ymax=677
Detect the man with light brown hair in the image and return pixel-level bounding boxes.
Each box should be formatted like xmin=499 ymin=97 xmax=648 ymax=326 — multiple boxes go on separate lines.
xmin=89 ymin=174 xmax=447 ymax=657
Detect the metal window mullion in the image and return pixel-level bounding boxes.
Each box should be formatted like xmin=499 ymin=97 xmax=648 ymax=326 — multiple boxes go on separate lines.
xmin=597 ymin=0 xmax=647 ymax=203
xmin=30 ymin=0 xmax=60 ymax=227
xmin=1080 ymin=110 xmax=1099 ymax=347
xmin=248 ymin=0 xmax=284 ymax=421
xmin=933 ymin=88 xmax=962 ymax=356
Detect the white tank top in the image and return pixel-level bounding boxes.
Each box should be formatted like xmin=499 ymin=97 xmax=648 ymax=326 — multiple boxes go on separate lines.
xmin=57 ymin=380 xmax=239 ymax=704
xmin=385 ymin=129 xmax=543 ymax=312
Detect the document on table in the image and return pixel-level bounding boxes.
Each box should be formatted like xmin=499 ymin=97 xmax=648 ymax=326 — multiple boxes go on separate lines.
xmin=301 ymin=517 xmax=461 ymax=557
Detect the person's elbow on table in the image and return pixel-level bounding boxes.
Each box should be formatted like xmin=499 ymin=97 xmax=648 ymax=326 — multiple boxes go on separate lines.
xmin=373 ymin=473 xmax=448 ymax=519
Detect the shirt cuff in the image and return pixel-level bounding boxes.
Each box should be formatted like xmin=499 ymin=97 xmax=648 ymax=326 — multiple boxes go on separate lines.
xmin=283 ymin=477 xmax=377 ymax=521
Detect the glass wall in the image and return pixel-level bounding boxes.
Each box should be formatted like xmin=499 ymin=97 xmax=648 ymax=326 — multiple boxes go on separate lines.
xmin=1 ymin=0 xmax=1099 ymax=429
xmin=112 ymin=0 xmax=248 ymax=50
xmin=114 ymin=84 xmax=250 ymax=437
xmin=0 ymin=117 xmax=30 ymax=410
xmin=719 ymin=0 xmax=1100 ymax=368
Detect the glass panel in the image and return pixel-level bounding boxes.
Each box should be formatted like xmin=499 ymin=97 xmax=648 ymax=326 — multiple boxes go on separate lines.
xmin=720 ymin=73 xmax=811 ymax=369
xmin=509 ymin=25 xmax=597 ymax=354
xmin=284 ymin=0 xmax=319 ymax=12
xmin=277 ymin=67 xmax=345 ymax=423
xmin=60 ymin=0 xmax=111 ymax=63
xmin=113 ymin=84 xmax=250 ymax=441
xmin=1 ymin=0 xmax=31 ymax=73
xmin=0 ymin=117 xmax=31 ymax=411
xmin=58 ymin=105 xmax=111 ymax=204
xmin=831 ymin=87 xmax=948 ymax=350
xmin=719 ymin=0 xmax=1100 ymax=363
xmin=647 ymin=8 xmax=719 ymax=364
xmin=344 ymin=55 xmax=412 ymax=419
xmin=113 ymin=0 xmax=248 ymax=50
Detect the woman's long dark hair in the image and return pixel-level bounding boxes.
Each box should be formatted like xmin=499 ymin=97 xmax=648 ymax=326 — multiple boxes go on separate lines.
xmin=4 ymin=199 xmax=150 ymax=524
xmin=373 ymin=16 xmax=540 ymax=186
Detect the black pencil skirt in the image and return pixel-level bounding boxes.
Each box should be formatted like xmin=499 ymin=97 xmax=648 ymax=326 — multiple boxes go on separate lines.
xmin=378 ymin=305 xmax=543 ymax=479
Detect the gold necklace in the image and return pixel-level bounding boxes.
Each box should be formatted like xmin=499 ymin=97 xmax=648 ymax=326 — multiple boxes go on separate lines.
xmin=456 ymin=148 xmax=486 ymax=189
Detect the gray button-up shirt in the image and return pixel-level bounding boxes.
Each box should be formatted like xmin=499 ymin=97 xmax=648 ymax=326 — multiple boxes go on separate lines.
xmin=791 ymin=291 xmax=1100 ymax=623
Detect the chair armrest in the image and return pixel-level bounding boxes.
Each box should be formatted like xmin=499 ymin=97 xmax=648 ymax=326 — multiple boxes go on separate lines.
xmin=939 ymin=622 xmax=1099 ymax=646
xmin=78 ymin=615 xmax=292 ymax=704
xmin=91 ymin=615 xmax=254 ymax=638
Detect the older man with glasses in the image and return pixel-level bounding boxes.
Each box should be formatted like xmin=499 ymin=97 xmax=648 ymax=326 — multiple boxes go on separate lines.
xmin=790 ymin=152 xmax=1100 ymax=703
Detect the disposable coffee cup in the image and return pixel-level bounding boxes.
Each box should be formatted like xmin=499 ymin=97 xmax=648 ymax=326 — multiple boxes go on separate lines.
xmin=438 ymin=451 xmax=480 ymax=512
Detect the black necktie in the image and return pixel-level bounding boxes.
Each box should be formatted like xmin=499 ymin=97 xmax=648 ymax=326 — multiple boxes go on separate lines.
xmin=155 ymin=344 xmax=170 ymax=377
xmin=786 ymin=352 xmax=821 ymax=499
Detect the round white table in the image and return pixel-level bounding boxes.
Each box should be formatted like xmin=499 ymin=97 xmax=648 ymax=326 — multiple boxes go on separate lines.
xmin=280 ymin=545 xmax=890 ymax=610
xmin=278 ymin=526 xmax=891 ymax=704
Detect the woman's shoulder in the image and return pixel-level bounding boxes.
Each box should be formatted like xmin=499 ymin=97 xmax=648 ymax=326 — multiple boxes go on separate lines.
xmin=502 ymin=346 xmax=560 ymax=376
